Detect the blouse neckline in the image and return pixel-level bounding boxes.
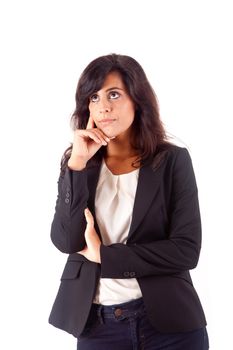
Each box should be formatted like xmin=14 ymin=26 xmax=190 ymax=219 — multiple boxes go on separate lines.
xmin=102 ymin=159 xmax=140 ymax=177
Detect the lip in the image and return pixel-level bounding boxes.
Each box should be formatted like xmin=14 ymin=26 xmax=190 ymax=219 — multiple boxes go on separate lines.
xmin=99 ymin=118 xmax=116 ymax=124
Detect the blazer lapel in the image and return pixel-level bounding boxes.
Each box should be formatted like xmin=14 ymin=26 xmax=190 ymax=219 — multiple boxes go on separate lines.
xmin=127 ymin=164 xmax=162 ymax=240
xmin=87 ymin=164 xmax=101 ymax=214
xmin=87 ymin=164 xmax=102 ymax=237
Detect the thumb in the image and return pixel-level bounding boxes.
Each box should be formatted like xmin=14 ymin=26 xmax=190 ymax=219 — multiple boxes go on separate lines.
xmin=84 ymin=208 xmax=94 ymax=227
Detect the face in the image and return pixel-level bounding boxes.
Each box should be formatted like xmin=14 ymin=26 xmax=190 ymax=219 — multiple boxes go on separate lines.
xmin=88 ymin=71 xmax=135 ymax=139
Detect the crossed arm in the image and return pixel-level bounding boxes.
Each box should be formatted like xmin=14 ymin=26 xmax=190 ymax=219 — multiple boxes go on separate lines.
xmin=51 ymin=148 xmax=202 ymax=279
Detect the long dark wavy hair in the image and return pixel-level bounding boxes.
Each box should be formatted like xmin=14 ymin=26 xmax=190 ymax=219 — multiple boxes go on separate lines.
xmin=61 ymin=53 xmax=172 ymax=172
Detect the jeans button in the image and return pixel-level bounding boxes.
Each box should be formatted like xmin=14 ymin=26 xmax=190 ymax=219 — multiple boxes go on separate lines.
xmin=114 ymin=308 xmax=123 ymax=317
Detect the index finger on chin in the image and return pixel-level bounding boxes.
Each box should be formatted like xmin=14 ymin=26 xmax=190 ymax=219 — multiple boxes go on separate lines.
xmin=86 ymin=116 xmax=95 ymax=129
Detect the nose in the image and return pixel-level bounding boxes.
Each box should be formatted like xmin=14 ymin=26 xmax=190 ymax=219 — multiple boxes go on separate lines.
xmin=99 ymin=98 xmax=112 ymax=113
xmin=100 ymin=106 xmax=111 ymax=113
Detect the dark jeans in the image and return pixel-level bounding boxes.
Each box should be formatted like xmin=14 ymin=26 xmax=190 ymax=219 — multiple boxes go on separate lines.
xmin=77 ymin=298 xmax=209 ymax=350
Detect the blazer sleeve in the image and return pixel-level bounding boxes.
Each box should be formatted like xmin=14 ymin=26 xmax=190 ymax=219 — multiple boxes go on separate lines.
xmin=50 ymin=167 xmax=89 ymax=253
xmin=100 ymin=148 xmax=202 ymax=278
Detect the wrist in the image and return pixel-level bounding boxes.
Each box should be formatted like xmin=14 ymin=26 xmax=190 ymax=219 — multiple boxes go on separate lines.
xmin=68 ymin=156 xmax=87 ymax=171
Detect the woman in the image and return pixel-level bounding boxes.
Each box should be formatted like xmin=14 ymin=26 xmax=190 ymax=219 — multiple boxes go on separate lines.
xmin=49 ymin=54 xmax=209 ymax=349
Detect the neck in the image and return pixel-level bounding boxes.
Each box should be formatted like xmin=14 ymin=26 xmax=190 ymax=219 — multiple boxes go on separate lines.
xmin=106 ymin=136 xmax=137 ymax=159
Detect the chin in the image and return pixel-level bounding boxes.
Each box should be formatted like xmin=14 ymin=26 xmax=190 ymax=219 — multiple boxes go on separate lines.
xmin=106 ymin=131 xmax=117 ymax=138
xmin=100 ymin=128 xmax=117 ymax=139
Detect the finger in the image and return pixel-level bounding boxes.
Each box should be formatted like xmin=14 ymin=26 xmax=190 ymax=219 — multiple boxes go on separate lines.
xmin=86 ymin=118 xmax=110 ymax=144
xmin=86 ymin=116 xmax=95 ymax=129
xmin=85 ymin=132 xmax=102 ymax=144
xmin=77 ymin=247 xmax=87 ymax=256
xmin=93 ymin=129 xmax=110 ymax=143
xmin=79 ymin=129 xmax=108 ymax=145
xmin=77 ymin=130 xmax=102 ymax=144
xmin=84 ymin=208 xmax=94 ymax=227
xmin=85 ymin=130 xmax=108 ymax=146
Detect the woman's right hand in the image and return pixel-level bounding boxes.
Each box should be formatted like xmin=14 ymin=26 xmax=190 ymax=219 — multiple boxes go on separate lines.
xmin=68 ymin=116 xmax=110 ymax=170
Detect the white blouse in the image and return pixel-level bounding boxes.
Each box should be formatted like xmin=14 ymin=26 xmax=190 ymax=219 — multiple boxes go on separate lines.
xmin=93 ymin=160 xmax=142 ymax=305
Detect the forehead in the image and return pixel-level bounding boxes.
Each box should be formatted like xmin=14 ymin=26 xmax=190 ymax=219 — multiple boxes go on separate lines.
xmin=100 ymin=71 xmax=125 ymax=90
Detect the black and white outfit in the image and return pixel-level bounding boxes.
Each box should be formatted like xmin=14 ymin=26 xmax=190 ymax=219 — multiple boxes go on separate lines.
xmin=49 ymin=145 xmax=209 ymax=349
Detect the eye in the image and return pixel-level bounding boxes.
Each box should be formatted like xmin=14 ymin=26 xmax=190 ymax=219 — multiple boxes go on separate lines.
xmin=90 ymin=94 xmax=99 ymax=103
xmin=109 ymin=91 xmax=120 ymax=99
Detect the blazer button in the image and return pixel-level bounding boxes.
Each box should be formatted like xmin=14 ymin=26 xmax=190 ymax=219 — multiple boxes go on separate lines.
xmin=65 ymin=198 xmax=70 ymax=204
xmin=129 ymin=272 xmax=136 ymax=277
xmin=123 ymin=272 xmax=130 ymax=277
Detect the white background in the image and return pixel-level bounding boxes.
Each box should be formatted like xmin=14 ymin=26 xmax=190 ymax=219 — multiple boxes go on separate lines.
xmin=0 ymin=1 xmax=232 ymax=349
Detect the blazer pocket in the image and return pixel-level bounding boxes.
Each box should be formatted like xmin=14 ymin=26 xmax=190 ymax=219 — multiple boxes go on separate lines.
xmin=61 ymin=261 xmax=83 ymax=280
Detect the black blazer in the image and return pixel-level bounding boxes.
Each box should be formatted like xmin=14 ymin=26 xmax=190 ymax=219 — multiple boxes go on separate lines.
xmin=49 ymin=145 xmax=207 ymax=338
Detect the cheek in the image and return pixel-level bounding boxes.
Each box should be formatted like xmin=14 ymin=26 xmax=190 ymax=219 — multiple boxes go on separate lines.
xmin=124 ymin=105 xmax=135 ymax=124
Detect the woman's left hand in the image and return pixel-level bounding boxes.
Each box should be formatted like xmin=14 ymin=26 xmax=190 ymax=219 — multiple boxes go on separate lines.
xmin=78 ymin=208 xmax=101 ymax=264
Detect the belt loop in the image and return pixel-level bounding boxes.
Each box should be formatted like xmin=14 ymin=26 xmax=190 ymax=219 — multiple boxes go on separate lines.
xmin=97 ymin=305 xmax=104 ymax=324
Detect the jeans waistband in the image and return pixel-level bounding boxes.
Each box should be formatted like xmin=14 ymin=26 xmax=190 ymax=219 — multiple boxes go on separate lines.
xmin=91 ymin=298 xmax=144 ymax=323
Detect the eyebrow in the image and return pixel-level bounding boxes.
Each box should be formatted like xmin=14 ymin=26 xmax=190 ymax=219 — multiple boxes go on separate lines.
xmin=105 ymin=87 xmax=125 ymax=92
